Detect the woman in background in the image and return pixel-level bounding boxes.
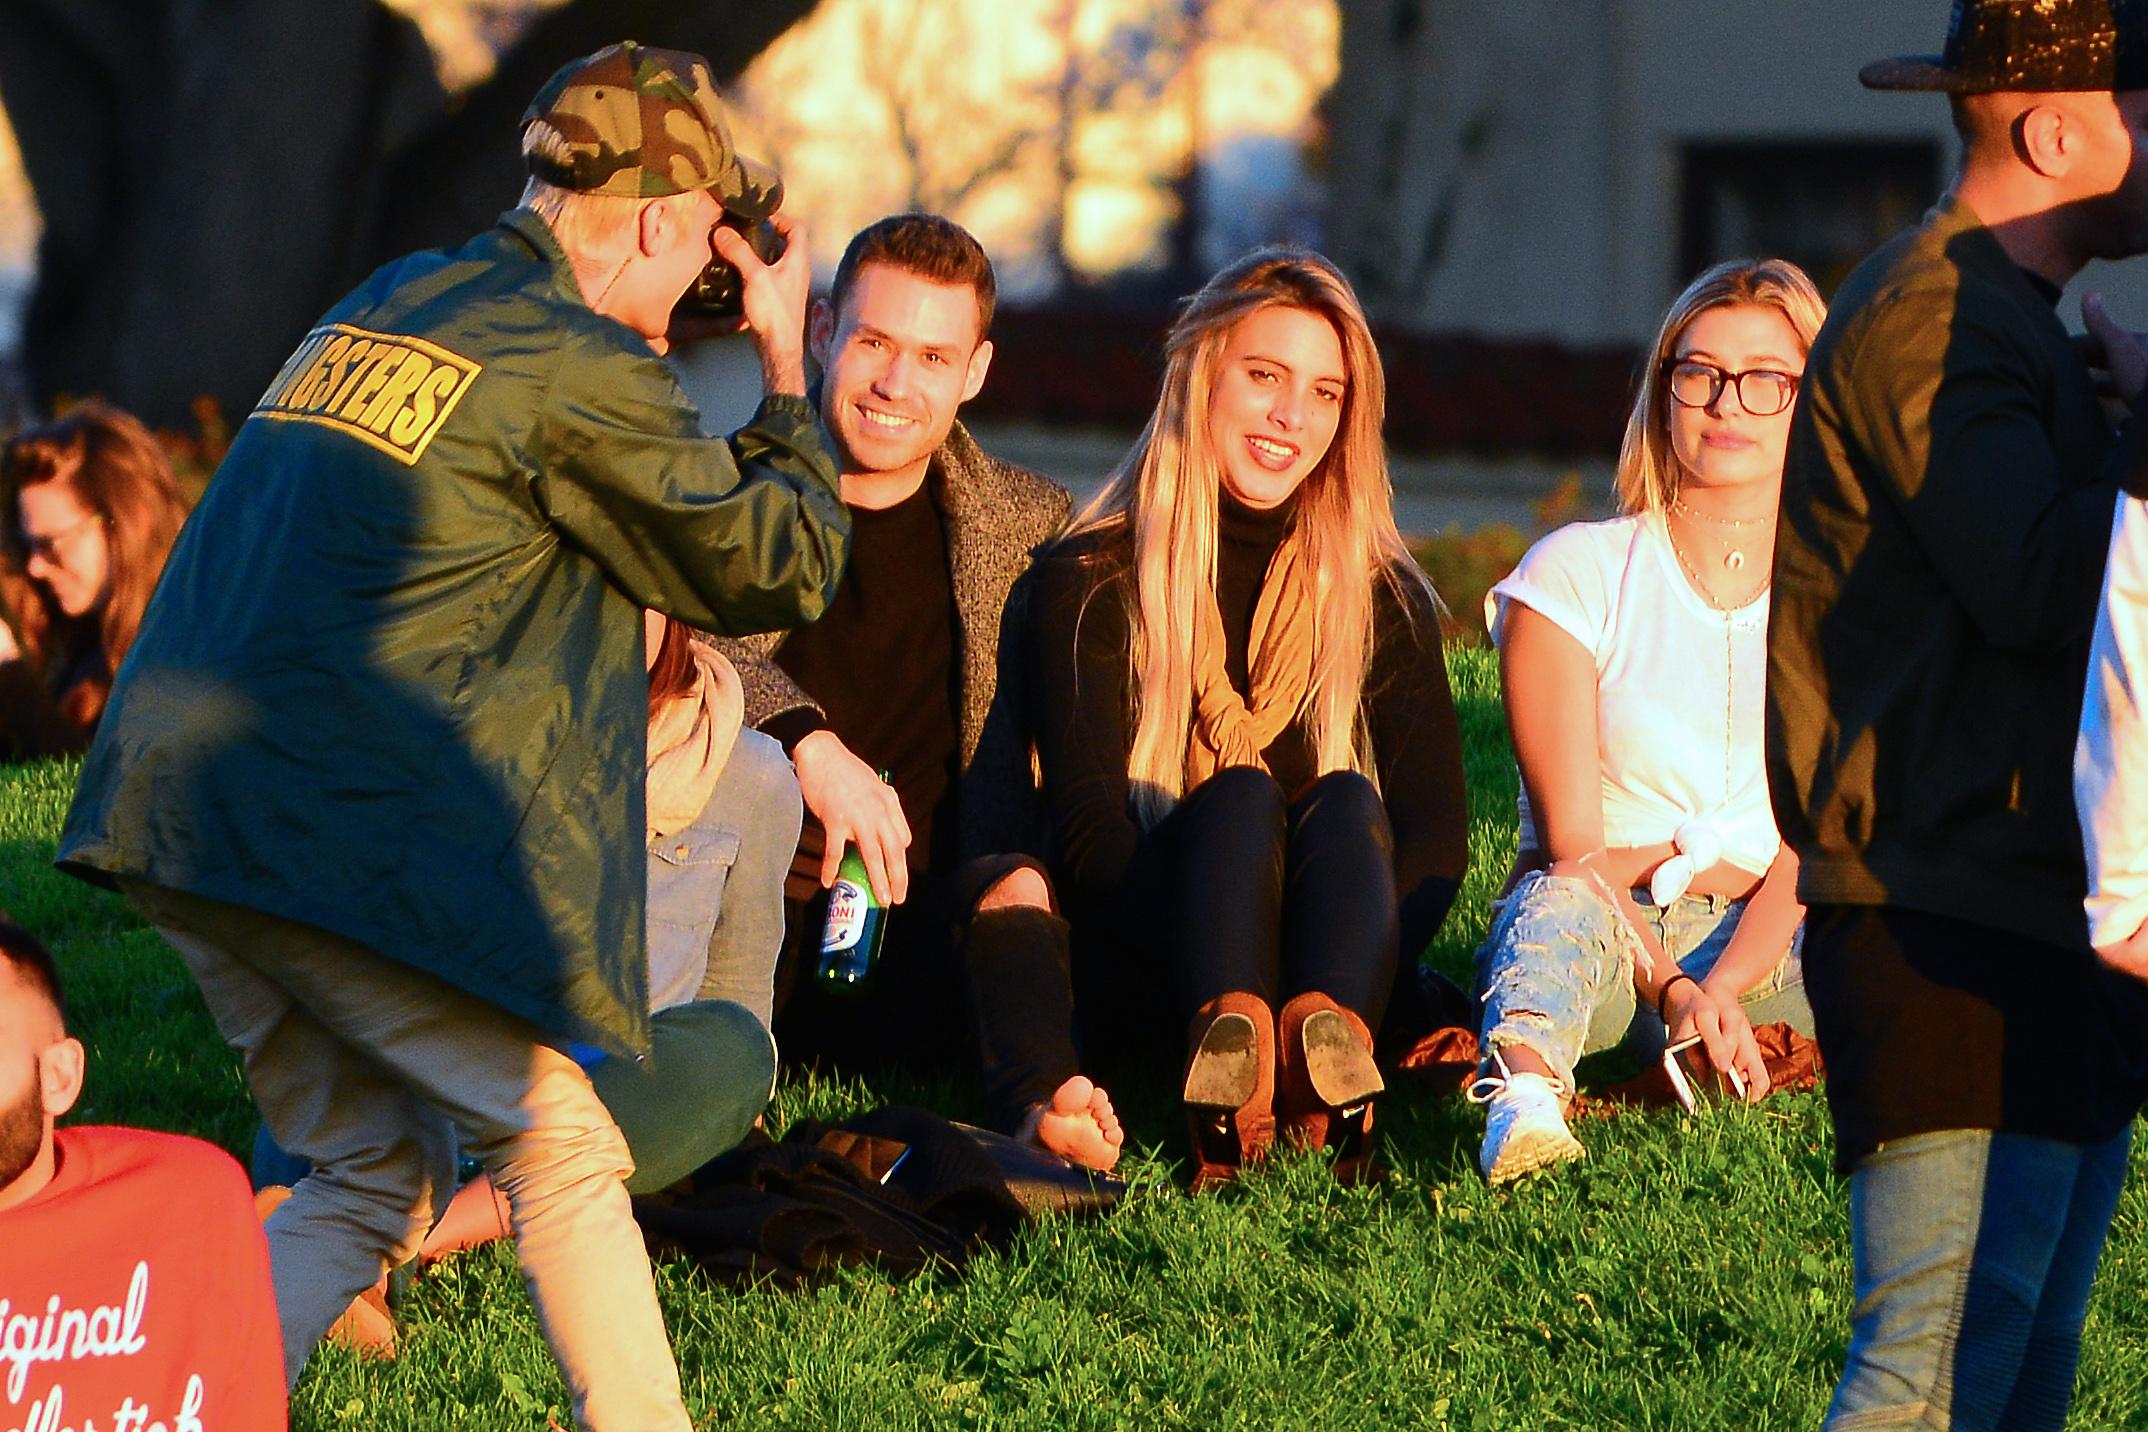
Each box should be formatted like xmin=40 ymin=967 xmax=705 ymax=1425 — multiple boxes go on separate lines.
xmin=1 ymin=402 xmax=188 ymax=760
xmin=403 ymin=613 xmax=800 ymax=1245
xmin=283 ymin=611 xmax=802 ymax=1354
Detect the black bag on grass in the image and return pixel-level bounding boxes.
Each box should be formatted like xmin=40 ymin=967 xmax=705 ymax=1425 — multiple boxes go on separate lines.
xmin=631 ymin=1105 xmax=1122 ymax=1290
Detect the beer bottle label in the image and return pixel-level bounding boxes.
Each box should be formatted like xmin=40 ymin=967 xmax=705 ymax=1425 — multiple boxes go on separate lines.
xmin=822 ymin=877 xmax=870 ymax=954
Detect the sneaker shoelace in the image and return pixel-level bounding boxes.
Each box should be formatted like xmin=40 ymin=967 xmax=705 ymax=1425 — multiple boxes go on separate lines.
xmin=1464 ymin=1047 xmax=1567 ymax=1107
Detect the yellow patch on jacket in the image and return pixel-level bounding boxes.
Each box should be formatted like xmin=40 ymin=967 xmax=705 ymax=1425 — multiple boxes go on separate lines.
xmin=250 ymin=323 xmax=482 ymax=464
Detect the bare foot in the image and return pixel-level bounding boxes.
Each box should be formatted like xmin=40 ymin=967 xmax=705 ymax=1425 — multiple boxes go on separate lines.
xmin=1020 ymin=1075 xmax=1124 ymax=1172
xmin=419 ymin=1174 xmax=511 ymax=1266
xmin=326 ymin=1281 xmax=397 ymax=1360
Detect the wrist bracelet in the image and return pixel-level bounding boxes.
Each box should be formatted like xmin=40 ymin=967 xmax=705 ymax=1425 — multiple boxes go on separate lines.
xmin=1655 ymin=972 xmax=1697 ymax=1024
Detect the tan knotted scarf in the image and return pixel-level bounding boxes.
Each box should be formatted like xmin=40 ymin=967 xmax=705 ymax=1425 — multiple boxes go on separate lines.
xmin=645 ymin=642 xmax=745 ymax=838
xmin=1184 ymin=538 xmax=1317 ymax=789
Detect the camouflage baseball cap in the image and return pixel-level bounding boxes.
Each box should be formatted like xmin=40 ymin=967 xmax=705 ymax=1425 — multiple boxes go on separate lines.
xmin=521 ymin=40 xmax=781 ymax=214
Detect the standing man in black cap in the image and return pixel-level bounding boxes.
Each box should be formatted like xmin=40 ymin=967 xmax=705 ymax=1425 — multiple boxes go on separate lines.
xmin=53 ymin=42 xmax=844 ymax=1429
xmin=1769 ymin=3 xmax=2148 ymax=1426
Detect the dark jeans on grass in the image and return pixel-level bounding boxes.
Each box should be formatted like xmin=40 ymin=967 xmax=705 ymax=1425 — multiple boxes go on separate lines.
xmin=772 ymin=851 xmax=1075 ymax=1133
xmin=780 ymin=770 xmax=1399 ymax=1128
xmin=1014 ymin=766 xmax=1401 ymax=1087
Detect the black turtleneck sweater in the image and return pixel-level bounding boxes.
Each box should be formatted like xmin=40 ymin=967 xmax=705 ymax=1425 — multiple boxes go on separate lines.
xmin=1022 ymin=491 xmax=1469 ymax=955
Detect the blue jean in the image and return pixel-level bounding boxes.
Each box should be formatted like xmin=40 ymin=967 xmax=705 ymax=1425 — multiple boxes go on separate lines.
xmin=1472 ymin=869 xmax=1813 ymax=1090
xmin=646 ymin=728 xmax=800 ymax=1025
xmin=255 ymin=997 xmax=775 ymax=1197
xmin=1828 ymin=1126 xmax=2133 ymax=1430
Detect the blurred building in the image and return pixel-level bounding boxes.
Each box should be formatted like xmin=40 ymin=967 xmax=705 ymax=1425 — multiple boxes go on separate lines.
xmin=9 ymin=1 xmax=2147 ymax=456
xmin=1326 ymin=0 xmax=2148 ymax=343
xmin=718 ymin=0 xmax=2148 ymax=453
xmin=731 ymin=0 xmax=1336 ymax=303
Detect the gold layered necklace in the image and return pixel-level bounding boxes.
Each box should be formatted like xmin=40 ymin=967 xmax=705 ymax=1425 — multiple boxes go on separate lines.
xmin=1667 ymin=499 xmax=1773 ymax=611
xmin=1671 ymin=496 xmax=1772 ymax=574
xmin=1663 ymin=502 xmax=1771 ymax=813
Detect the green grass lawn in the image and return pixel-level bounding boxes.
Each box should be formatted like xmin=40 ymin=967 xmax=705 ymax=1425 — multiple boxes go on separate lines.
xmin=7 ymin=644 xmax=2148 ymax=1429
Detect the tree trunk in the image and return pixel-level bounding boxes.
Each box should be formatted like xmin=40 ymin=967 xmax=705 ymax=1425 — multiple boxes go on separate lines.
xmin=1327 ymin=0 xmax=1606 ymax=329
xmin=0 ymin=0 xmax=814 ymax=427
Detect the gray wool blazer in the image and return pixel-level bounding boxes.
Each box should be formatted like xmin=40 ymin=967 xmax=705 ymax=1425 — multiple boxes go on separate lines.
xmin=709 ymin=419 xmax=1073 ymax=862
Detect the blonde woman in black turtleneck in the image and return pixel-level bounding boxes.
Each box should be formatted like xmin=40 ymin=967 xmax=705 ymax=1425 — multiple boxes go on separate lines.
xmin=1015 ymin=249 xmax=1468 ymax=1190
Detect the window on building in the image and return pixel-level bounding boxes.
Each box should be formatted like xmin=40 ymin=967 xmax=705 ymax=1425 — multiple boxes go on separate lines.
xmin=1680 ymin=141 xmax=1944 ymax=297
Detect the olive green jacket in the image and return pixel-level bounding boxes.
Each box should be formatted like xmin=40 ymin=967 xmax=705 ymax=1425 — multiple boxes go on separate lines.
xmin=57 ymin=210 xmax=849 ymax=1057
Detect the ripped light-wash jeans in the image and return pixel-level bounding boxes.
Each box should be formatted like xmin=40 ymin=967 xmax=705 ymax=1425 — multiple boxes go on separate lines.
xmin=1472 ymin=868 xmax=1814 ymax=1091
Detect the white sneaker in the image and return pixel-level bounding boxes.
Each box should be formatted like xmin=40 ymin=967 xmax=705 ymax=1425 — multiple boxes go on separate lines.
xmin=1468 ymin=1054 xmax=1584 ymax=1185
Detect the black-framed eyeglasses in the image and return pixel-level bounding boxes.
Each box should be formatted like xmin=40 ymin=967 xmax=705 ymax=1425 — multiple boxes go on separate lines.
xmin=1662 ymin=359 xmax=1801 ymax=418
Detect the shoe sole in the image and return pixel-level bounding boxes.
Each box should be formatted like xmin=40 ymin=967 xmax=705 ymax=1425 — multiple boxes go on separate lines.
xmin=1484 ymin=1125 xmax=1586 ymax=1186
xmin=1183 ymin=1011 xmax=1261 ymax=1108
xmin=1301 ymin=1008 xmax=1385 ymax=1107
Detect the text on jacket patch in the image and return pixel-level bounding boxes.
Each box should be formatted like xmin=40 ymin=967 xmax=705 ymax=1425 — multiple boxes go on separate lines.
xmin=251 ymin=322 xmax=482 ymax=465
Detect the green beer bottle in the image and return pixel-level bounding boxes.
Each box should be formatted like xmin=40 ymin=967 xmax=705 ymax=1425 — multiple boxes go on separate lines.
xmin=815 ymin=770 xmax=893 ymax=993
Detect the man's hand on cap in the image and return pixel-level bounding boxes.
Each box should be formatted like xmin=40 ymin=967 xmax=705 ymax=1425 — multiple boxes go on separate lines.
xmin=717 ymin=212 xmax=810 ymax=398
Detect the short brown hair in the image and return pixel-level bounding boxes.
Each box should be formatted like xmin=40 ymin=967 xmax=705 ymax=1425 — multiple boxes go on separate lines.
xmin=0 ymin=913 xmax=64 ymax=1023
xmin=828 ymin=214 xmax=997 ymax=341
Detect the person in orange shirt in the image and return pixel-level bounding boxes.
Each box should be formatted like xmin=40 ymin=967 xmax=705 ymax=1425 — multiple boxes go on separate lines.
xmin=0 ymin=913 xmax=286 ymax=1430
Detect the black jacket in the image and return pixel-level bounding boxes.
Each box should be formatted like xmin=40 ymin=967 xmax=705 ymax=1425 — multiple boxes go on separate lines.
xmin=1769 ymin=193 xmax=2146 ymax=947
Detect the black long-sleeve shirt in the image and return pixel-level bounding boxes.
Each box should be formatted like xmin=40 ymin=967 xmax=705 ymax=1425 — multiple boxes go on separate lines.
xmin=768 ymin=483 xmax=962 ymax=872
xmin=1022 ymin=493 xmax=1469 ymax=961
xmin=1770 ymin=194 xmax=2148 ymax=1168
xmin=1772 ymin=195 xmax=2146 ymax=944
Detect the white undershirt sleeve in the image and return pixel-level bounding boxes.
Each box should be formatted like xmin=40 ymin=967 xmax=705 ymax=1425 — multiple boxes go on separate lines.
xmin=1484 ymin=523 xmax=1615 ymax=659
xmin=2076 ymin=489 xmax=2147 ymax=949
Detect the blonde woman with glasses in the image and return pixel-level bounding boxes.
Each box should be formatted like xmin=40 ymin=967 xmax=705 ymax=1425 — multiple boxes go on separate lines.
xmin=1467 ymin=258 xmax=1824 ymax=1184
xmin=1015 ymin=248 xmax=1469 ymax=1189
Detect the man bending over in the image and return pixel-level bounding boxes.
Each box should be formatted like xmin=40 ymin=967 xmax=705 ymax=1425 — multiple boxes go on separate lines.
xmin=55 ymin=42 xmax=847 ymax=1429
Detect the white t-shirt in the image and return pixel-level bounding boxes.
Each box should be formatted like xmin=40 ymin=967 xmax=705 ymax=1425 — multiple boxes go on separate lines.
xmin=1486 ymin=512 xmax=1781 ymax=878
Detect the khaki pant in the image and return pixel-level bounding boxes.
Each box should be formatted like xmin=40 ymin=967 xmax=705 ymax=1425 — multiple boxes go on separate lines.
xmin=126 ymin=881 xmax=690 ymax=1431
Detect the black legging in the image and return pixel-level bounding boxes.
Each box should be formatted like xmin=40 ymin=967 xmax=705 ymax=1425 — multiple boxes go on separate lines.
xmin=1139 ymin=766 xmax=1398 ymax=1022
xmin=968 ymin=765 xmax=1400 ymax=1117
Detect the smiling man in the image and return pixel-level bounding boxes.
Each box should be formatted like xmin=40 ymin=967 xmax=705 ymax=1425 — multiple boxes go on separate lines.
xmin=713 ymin=214 xmax=1122 ymax=1171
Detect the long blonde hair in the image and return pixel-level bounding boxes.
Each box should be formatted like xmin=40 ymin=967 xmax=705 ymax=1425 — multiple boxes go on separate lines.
xmin=1614 ymin=257 xmax=1827 ymax=516
xmin=1065 ymin=247 xmax=1434 ymax=826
